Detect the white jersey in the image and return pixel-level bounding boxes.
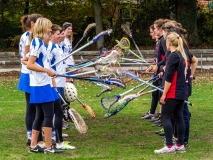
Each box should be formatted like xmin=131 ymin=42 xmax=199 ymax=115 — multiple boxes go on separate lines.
xmin=19 ymin=31 xmax=30 ymax=73
xmin=29 ymin=37 xmax=52 ymax=87
xmin=60 ymin=37 xmax=74 ymax=65
xmin=46 ymin=41 xmax=66 ymax=87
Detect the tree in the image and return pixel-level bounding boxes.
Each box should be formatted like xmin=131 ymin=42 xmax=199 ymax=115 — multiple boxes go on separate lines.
xmin=92 ymin=0 xmax=104 ymax=49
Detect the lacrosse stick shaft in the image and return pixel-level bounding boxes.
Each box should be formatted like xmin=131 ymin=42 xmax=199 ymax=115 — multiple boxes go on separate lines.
xmin=51 ymin=29 xmax=113 ymax=67
xmin=119 ymin=71 xmax=192 ymax=106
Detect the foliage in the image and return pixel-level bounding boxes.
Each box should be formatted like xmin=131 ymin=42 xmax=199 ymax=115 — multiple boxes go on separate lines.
xmin=197 ymin=2 xmax=213 ymax=46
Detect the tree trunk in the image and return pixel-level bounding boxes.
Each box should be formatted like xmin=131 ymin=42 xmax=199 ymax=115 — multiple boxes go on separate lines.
xmin=24 ymin=0 xmax=29 ymax=15
xmin=93 ymin=0 xmax=104 ymax=49
xmin=175 ymin=0 xmax=201 ymax=46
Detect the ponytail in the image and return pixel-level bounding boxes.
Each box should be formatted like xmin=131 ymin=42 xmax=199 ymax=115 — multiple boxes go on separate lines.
xmin=167 ymin=32 xmax=188 ymax=68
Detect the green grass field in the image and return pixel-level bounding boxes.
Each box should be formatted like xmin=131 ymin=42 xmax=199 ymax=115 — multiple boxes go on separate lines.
xmin=0 ymin=74 xmax=213 ymax=160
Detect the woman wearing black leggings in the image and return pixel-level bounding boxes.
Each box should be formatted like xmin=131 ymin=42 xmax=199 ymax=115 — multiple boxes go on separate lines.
xmin=154 ymin=32 xmax=188 ymax=154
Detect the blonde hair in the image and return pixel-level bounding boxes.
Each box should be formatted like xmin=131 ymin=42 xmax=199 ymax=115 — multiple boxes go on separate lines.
xmin=167 ymin=32 xmax=188 ymax=67
xmin=63 ymin=22 xmax=73 ymax=42
xmin=30 ymin=17 xmax=52 ymax=42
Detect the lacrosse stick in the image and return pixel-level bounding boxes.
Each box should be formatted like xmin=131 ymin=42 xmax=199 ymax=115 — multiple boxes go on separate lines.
xmin=51 ymin=29 xmax=113 ymax=67
xmin=104 ymin=88 xmax=157 ymax=118
xmin=121 ymin=22 xmax=144 ymax=59
xmin=101 ymin=75 xmax=159 ymax=110
xmin=56 ymin=75 xmax=126 ymax=89
xmin=96 ymin=71 xmax=154 ymax=97
xmin=116 ymin=37 xmax=154 ymax=66
xmin=76 ymin=97 xmax=96 ymax=119
xmin=72 ymin=23 xmax=96 ymax=51
xmin=54 ymin=89 xmax=88 ymax=134
xmin=65 ymin=50 xmax=120 ymax=74
xmin=117 ymin=69 xmax=193 ymax=106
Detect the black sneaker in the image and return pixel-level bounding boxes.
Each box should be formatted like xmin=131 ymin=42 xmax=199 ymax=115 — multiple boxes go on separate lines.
xmin=26 ymin=139 xmax=31 ymax=146
xmin=158 ymin=131 xmax=165 ymax=136
xmin=29 ymin=145 xmax=44 ymax=153
xmin=184 ymin=142 xmax=190 ymax=148
xmin=44 ymin=146 xmax=64 ymax=154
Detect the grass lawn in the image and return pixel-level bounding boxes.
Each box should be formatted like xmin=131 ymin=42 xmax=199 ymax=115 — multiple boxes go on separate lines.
xmin=0 ymin=73 xmax=213 ymax=160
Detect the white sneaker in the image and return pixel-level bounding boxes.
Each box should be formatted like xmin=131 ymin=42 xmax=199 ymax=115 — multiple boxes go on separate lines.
xmin=62 ymin=133 xmax=69 ymax=137
xmin=175 ymin=144 xmax=186 ymax=153
xmin=154 ymin=145 xmax=176 ymax=154
xmin=142 ymin=113 xmax=154 ymax=119
xmin=56 ymin=142 xmax=75 ymax=150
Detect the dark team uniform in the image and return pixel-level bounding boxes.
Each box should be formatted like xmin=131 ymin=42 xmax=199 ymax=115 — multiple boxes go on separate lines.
xmin=161 ymin=51 xmax=187 ymax=146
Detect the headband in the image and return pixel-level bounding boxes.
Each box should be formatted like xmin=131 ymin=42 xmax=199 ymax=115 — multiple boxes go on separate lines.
xmin=63 ymin=23 xmax=72 ymax=31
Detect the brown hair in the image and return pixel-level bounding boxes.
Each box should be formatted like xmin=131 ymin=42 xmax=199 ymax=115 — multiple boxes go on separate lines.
xmin=154 ymin=19 xmax=169 ymax=28
xmin=20 ymin=13 xmax=42 ymax=32
xmin=51 ymin=24 xmax=62 ymax=35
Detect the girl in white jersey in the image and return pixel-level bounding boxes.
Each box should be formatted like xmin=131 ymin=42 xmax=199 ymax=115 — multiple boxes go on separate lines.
xmin=17 ymin=13 xmax=43 ymax=146
xmin=60 ymin=22 xmax=75 ymax=67
xmin=46 ymin=24 xmax=75 ymax=150
xmin=27 ymin=17 xmax=63 ymax=154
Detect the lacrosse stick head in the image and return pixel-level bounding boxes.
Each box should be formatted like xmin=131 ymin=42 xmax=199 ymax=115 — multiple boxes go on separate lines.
xmin=121 ymin=22 xmax=132 ymax=37
xmin=116 ymin=37 xmax=131 ymax=50
xmin=101 ymin=94 xmax=121 ymax=110
xmin=97 ymin=50 xmax=120 ymax=65
xmin=64 ymin=82 xmax=78 ymax=102
xmin=83 ymin=23 xmax=96 ymax=37
xmin=105 ymin=77 xmax=126 ymax=89
xmin=68 ymin=108 xmax=88 ymax=134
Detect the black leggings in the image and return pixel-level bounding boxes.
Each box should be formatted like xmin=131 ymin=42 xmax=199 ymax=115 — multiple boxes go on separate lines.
xmin=161 ymin=98 xmax=185 ymax=146
xmin=53 ymin=99 xmax=64 ymax=143
xmin=32 ymin=102 xmax=54 ymax=131
xmin=150 ymin=90 xmax=161 ymax=114
xmin=25 ymin=93 xmax=43 ymax=141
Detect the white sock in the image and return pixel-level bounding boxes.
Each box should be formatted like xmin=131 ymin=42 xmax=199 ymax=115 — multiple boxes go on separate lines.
xmin=38 ymin=143 xmax=45 ymax=148
xmin=27 ymin=130 xmax=32 ymax=140
xmin=56 ymin=142 xmax=63 ymax=148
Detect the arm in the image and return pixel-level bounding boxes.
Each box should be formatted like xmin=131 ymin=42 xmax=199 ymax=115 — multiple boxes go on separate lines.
xmin=27 ymin=55 xmax=56 ymax=77
xmin=190 ymin=55 xmax=198 ymax=78
xmin=160 ymin=53 xmax=179 ymax=104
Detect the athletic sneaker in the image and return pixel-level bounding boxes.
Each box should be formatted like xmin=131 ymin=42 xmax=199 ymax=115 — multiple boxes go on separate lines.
xmin=184 ymin=142 xmax=190 ymax=148
xmin=175 ymin=144 xmax=186 ymax=153
xmin=158 ymin=131 xmax=165 ymax=136
xmin=26 ymin=139 xmax=31 ymax=146
xmin=142 ymin=113 xmax=154 ymax=119
xmin=56 ymin=142 xmax=75 ymax=150
xmin=154 ymin=145 xmax=176 ymax=154
xmin=141 ymin=111 xmax=150 ymax=118
xmin=62 ymin=123 xmax=69 ymax=130
xmin=44 ymin=146 xmax=64 ymax=154
xmin=28 ymin=145 xmax=44 ymax=153
xmin=155 ymin=128 xmax=164 ymax=134
xmin=62 ymin=133 xmax=69 ymax=138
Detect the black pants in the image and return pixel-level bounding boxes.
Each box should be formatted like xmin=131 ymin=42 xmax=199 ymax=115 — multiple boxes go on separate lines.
xmin=150 ymin=89 xmax=161 ymax=114
xmin=161 ymin=98 xmax=185 ymax=146
xmin=53 ymin=99 xmax=64 ymax=143
xmin=25 ymin=93 xmax=43 ymax=141
xmin=33 ymin=102 xmax=54 ymax=131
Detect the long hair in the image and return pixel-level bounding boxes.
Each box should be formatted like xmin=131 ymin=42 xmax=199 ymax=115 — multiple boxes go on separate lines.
xmin=20 ymin=13 xmax=42 ymax=32
xmin=167 ymin=32 xmax=188 ymax=67
xmin=63 ymin=22 xmax=73 ymax=42
xmin=154 ymin=19 xmax=169 ymax=28
xmin=30 ymin=17 xmax=52 ymax=42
